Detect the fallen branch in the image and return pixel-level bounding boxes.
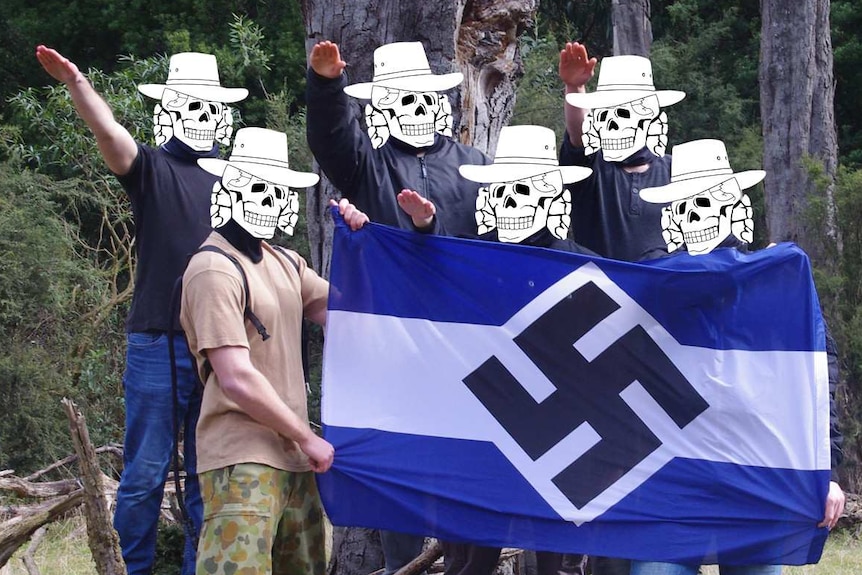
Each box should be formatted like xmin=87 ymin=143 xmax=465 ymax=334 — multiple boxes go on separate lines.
xmin=0 ymin=490 xmax=83 ymax=567
xmin=21 ymin=526 xmax=46 ymax=575
xmin=393 ymin=540 xmax=443 ymax=575
xmin=24 ymin=444 xmax=123 ymax=483
xmin=0 ymin=477 xmax=80 ymax=499
xmin=62 ymin=398 xmax=126 ymax=575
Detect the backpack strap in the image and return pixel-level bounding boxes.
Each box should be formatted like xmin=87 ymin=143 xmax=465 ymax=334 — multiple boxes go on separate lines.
xmin=271 ymin=244 xmax=312 ymax=384
xmin=197 ymin=245 xmax=270 ymax=342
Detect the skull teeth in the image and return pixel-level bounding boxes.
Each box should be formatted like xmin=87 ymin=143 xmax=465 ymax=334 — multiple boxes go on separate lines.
xmin=683 ymin=226 xmax=719 ymax=245
xmin=183 ymin=127 xmax=216 ymax=141
xmin=401 ymin=123 xmax=434 ymax=136
xmin=497 ymin=215 xmax=535 ymax=230
xmin=243 ymin=209 xmax=278 ymax=229
xmin=600 ymin=136 xmax=636 ymax=151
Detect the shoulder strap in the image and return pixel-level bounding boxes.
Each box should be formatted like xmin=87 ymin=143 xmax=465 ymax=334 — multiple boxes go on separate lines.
xmin=197 ymin=245 xmax=270 ymax=341
xmin=271 ymin=244 xmax=301 ymax=274
xmin=270 ymin=244 xmax=312 ymax=385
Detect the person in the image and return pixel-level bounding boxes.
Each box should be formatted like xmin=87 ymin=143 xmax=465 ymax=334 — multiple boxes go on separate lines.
xmin=181 ymin=127 xmax=369 ymax=574
xmin=629 ymin=138 xmax=847 ymax=575
xmin=306 ymin=39 xmax=492 ymax=575
xmin=460 ymin=124 xmax=595 ymax=575
xmin=35 ymin=46 xmax=248 ymax=575
xmin=559 ymin=43 xmax=686 ymax=263
xmin=556 ymin=43 xmax=687 ymax=575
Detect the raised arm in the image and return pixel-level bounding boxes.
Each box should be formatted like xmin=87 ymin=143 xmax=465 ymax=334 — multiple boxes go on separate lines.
xmin=559 ymin=42 xmax=597 ymax=148
xmin=207 ymin=345 xmax=334 ymax=472
xmin=35 ymin=45 xmax=138 ymax=176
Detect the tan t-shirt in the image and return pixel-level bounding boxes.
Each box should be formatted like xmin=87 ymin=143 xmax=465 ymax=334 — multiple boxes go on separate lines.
xmin=180 ymin=232 xmax=329 ymax=473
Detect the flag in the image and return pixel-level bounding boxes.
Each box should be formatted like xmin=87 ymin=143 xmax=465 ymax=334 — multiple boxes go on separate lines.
xmin=320 ymin=213 xmax=831 ymax=565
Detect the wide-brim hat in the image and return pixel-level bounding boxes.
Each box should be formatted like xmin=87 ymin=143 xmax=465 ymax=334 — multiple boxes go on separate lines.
xmin=198 ymin=127 xmax=319 ymax=188
xmin=640 ymin=139 xmax=765 ymax=203
xmin=138 ymin=52 xmax=248 ymax=103
xmin=459 ymin=125 xmax=592 ymax=184
xmin=343 ymin=42 xmax=463 ymax=100
xmin=565 ymin=55 xmax=685 ymax=109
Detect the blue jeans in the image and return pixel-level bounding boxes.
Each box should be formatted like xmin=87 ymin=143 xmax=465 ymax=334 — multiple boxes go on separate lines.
xmin=114 ymin=332 xmax=203 ymax=575
xmin=630 ymin=562 xmax=782 ymax=575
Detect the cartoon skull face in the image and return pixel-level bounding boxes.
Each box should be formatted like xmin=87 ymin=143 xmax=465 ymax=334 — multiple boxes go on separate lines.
xmin=592 ymin=95 xmax=660 ymax=161
xmin=487 ymin=171 xmax=564 ymax=243
xmin=160 ymin=88 xmax=226 ymax=151
xmin=670 ymin=178 xmax=742 ymax=255
xmin=222 ymin=165 xmax=298 ymax=239
xmin=371 ymin=86 xmax=441 ymax=147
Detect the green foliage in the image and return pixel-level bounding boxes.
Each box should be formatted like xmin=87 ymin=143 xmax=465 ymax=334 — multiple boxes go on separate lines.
xmin=832 ymin=0 xmax=862 ymax=167
xmin=511 ymin=34 xmax=568 ymax=141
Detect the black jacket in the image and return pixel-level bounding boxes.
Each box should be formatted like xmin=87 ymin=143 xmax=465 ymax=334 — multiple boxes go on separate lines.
xmin=306 ymin=68 xmax=490 ymax=237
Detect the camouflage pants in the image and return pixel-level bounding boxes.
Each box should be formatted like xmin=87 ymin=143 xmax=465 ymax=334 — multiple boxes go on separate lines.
xmin=196 ymin=463 xmax=326 ymax=575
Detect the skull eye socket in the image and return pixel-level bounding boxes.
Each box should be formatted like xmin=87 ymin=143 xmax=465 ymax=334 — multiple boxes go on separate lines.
xmin=695 ymin=197 xmax=711 ymax=208
xmin=515 ymin=183 xmax=531 ymax=195
xmin=251 ymin=183 xmax=268 ymax=194
xmin=401 ymin=94 xmax=416 ymax=106
xmin=676 ymin=201 xmax=687 ymax=215
xmin=615 ymin=108 xmax=631 ymax=119
xmin=423 ymin=94 xmax=436 ymax=105
xmin=188 ymin=101 xmax=202 ymax=111
xmin=274 ymin=187 xmax=285 ymax=200
xmin=596 ymin=110 xmax=609 ymax=122
xmin=492 ymin=185 xmax=506 ymax=198
xmin=209 ymin=103 xmax=221 ymax=114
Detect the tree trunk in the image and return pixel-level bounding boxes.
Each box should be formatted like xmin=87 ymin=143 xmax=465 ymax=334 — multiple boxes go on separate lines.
xmin=612 ymin=0 xmax=652 ymax=56
xmin=301 ymin=0 xmax=536 ymax=277
xmin=759 ymin=0 xmax=841 ymax=268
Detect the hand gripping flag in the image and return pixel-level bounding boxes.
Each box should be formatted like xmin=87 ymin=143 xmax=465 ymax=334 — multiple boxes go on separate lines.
xmin=320 ymin=213 xmax=831 ymax=565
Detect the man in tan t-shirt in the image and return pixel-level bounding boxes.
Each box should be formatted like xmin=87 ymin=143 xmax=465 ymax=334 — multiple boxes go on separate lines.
xmin=180 ymin=127 xmax=369 ymax=574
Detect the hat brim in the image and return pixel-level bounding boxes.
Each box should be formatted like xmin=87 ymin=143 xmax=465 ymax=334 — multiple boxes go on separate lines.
xmin=565 ymin=89 xmax=685 ymax=110
xmin=138 ymin=83 xmax=249 ymax=103
xmin=344 ymin=72 xmax=464 ymax=99
xmin=459 ymin=164 xmax=592 ymax=185
xmin=198 ymin=158 xmax=320 ymax=189
xmin=640 ymin=170 xmax=766 ymax=204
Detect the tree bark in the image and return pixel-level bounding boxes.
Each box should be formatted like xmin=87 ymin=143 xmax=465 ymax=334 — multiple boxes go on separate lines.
xmin=759 ymin=0 xmax=841 ymax=267
xmin=612 ymin=0 xmax=652 ymax=56
xmin=0 ymin=491 xmax=83 ymax=568
xmin=301 ymin=0 xmax=536 ymax=277
xmin=62 ymin=398 xmax=126 ymax=575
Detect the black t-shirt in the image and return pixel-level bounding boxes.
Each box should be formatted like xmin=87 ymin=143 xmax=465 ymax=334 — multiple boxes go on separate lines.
xmin=118 ymin=144 xmax=217 ymax=332
xmin=560 ymin=135 xmax=672 ymax=262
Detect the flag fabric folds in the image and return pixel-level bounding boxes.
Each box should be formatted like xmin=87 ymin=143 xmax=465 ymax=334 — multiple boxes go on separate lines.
xmin=320 ymin=212 xmax=831 ymax=565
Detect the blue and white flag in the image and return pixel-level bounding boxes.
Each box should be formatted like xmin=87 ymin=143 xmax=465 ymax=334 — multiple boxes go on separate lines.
xmin=320 ymin=214 xmax=831 ymax=565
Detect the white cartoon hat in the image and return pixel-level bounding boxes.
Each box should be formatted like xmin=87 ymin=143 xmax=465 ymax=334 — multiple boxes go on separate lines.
xmin=138 ymin=52 xmax=248 ymax=103
xmin=459 ymin=125 xmax=592 ymax=184
xmin=640 ymin=139 xmax=765 ymax=203
xmin=198 ymin=127 xmax=319 ymax=188
xmin=565 ymin=55 xmax=685 ymax=110
xmin=343 ymin=42 xmax=464 ymax=100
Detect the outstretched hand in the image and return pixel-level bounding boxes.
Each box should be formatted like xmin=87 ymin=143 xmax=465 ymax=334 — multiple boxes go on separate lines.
xmin=397 ymin=189 xmax=436 ymax=229
xmin=330 ymin=198 xmax=369 ymax=230
xmin=559 ymin=42 xmax=597 ymax=89
xmin=310 ymin=41 xmax=347 ymax=79
xmin=35 ymin=45 xmax=80 ymax=84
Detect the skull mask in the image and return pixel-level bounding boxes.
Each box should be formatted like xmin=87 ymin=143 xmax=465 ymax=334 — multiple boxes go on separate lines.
xmin=221 ymin=165 xmax=299 ymax=239
xmin=485 ymin=171 xmax=565 ymax=243
xmin=589 ymin=95 xmax=661 ymax=161
xmin=667 ymin=178 xmax=742 ymax=255
xmin=156 ymin=88 xmax=228 ymax=151
xmin=370 ymin=86 xmax=441 ymax=147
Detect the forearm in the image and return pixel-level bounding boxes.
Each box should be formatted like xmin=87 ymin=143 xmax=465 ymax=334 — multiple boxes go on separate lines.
xmin=564 ymin=83 xmax=587 ymax=148
xmin=65 ymin=72 xmax=137 ymax=175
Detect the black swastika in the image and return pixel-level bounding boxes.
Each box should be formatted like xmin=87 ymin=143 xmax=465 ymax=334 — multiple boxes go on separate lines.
xmin=463 ymin=281 xmax=709 ymax=508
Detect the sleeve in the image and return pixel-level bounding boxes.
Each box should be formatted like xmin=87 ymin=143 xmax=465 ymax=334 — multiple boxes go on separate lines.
xmin=115 ymin=142 xmax=147 ymax=201
xmin=559 ymin=131 xmax=590 ymax=168
xmin=825 ymin=326 xmax=844 ymax=482
xmin=180 ymin=256 xmax=250 ymax=354
xmin=305 ymin=68 xmax=375 ymax=202
xmin=296 ymin=254 xmax=330 ymax=319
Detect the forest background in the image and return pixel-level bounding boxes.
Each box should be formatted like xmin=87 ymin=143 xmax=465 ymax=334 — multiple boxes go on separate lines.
xmin=0 ymin=0 xmax=861 ymax=511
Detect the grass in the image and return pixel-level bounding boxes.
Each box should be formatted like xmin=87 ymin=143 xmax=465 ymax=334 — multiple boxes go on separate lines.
xmin=3 ymin=518 xmax=860 ymax=574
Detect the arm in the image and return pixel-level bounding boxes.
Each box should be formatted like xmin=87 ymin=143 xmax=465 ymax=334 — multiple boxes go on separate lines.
xmin=207 ymin=345 xmax=334 ymax=472
xmin=35 ymin=45 xmax=138 ymax=175
xmin=819 ymin=329 xmax=846 ymax=529
xmin=559 ymin=42 xmax=597 ymax=148
xmin=306 ymin=41 xmax=371 ymax=199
